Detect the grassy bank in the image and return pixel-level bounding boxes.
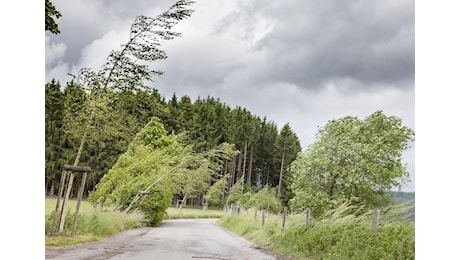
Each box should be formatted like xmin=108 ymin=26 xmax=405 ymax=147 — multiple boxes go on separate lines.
xmin=218 ymin=205 xmax=415 ymax=260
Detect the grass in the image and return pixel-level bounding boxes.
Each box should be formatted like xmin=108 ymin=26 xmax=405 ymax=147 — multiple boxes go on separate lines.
xmin=218 ymin=205 xmax=415 ymax=260
xmin=166 ymin=206 xmax=225 ymax=219
xmin=45 ymin=197 xmax=96 ymax=216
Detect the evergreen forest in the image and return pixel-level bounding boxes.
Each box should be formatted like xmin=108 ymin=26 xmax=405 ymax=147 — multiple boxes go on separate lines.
xmin=45 ymin=79 xmax=302 ymax=208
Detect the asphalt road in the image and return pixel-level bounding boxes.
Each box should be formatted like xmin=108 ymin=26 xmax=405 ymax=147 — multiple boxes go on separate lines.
xmin=45 ymin=218 xmax=281 ymax=260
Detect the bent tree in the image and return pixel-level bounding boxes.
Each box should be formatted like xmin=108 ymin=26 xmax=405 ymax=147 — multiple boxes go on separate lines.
xmin=57 ymin=0 xmax=195 ymax=231
xmin=289 ymin=111 xmax=415 ymax=217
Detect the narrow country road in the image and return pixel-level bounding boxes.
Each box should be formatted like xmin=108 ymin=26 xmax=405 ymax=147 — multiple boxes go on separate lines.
xmin=46 ymin=219 xmax=284 ymax=260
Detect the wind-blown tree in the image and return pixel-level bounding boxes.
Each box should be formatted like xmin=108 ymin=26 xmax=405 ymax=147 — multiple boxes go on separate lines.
xmin=88 ymin=117 xmax=182 ymax=225
xmin=175 ymin=142 xmax=238 ymax=208
xmin=249 ymin=186 xmax=283 ymax=214
xmin=71 ymin=0 xmax=195 ymax=168
xmin=58 ymin=0 xmax=195 ymax=223
xmin=89 ymin=117 xmax=238 ymax=224
xmin=289 ymin=111 xmax=415 ymax=217
xmin=205 ymin=176 xmax=229 ymax=207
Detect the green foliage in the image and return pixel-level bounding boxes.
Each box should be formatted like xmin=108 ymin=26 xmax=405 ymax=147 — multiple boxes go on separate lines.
xmin=88 ymin=117 xmax=180 ymax=225
xmin=250 ymin=186 xmax=283 ymax=214
xmin=73 ymin=0 xmax=195 ymax=93
xmin=227 ymin=177 xmax=244 ymax=205
xmin=289 ymin=111 xmax=415 ymax=217
xmin=88 ymin=118 xmax=239 ymax=225
xmin=239 ymin=191 xmax=255 ymax=209
xmin=273 ymin=123 xmax=302 ymax=205
xmin=218 ymin=204 xmax=415 ymax=260
xmin=45 ymin=0 xmax=61 ymax=34
xmin=205 ymin=177 xmax=229 ymax=207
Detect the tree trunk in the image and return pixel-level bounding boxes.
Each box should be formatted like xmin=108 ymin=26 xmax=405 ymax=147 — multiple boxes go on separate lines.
xmin=49 ymin=182 xmax=55 ymax=196
xmin=237 ymin=150 xmax=242 ymax=173
xmin=231 ymin=156 xmax=236 ymax=186
xmin=247 ymin=144 xmax=253 ymax=187
xmin=242 ymin=142 xmax=247 ymax=185
xmin=265 ymin=166 xmax=270 ymax=186
xmin=277 ymin=152 xmax=285 ymax=199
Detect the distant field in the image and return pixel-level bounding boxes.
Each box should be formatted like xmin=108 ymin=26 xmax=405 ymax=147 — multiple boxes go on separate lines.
xmin=166 ymin=207 xmax=225 ymax=219
xmin=45 ymin=197 xmax=225 ymax=219
xmin=45 ymin=197 xmax=96 ymax=215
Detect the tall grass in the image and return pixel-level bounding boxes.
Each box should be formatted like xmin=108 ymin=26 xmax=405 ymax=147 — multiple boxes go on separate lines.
xmin=45 ymin=197 xmax=145 ymax=247
xmin=218 ymin=204 xmax=415 ymax=260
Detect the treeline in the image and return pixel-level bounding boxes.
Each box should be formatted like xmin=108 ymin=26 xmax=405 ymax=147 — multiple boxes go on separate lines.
xmin=45 ymin=79 xmax=302 ymax=205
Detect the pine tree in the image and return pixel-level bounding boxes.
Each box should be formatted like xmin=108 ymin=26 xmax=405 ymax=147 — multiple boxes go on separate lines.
xmin=274 ymin=123 xmax=302 ymax=205
xmin=45 ymin=79 xmax=65 ymax=195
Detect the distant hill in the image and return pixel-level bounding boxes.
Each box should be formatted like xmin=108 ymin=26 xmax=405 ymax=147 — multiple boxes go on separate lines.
xmin=392 ymin=191 xmax=415 ymax=205
xmin=390 ymin=191 xmax=415 ymax=221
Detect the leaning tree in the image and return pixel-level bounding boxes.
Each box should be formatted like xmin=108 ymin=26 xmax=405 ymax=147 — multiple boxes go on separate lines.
xmin=289 ymin=111 xmax=414 ymax=217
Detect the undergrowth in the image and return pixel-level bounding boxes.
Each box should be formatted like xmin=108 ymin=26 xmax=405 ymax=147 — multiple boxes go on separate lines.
xmin=218 ymin=204 xmax=415 ymax=260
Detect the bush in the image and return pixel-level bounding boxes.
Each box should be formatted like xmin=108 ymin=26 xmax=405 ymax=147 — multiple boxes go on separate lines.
xmin=250 ymin=186 xmax=283 ymax=214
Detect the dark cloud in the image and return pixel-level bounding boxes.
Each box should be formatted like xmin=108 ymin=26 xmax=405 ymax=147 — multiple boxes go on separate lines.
xmin=248 ymin=0 xmax=415 ymax=91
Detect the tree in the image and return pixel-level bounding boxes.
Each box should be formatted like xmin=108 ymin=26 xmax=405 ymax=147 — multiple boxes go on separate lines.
xmin=45 ymin=0 xmax=61 ymax=34
xmin=88 ymin=117 xmax=181 ymax=225
xmin=70 ymin=0 xmax=195 ymax=168
xmin=289 ymin=111 xmax=415 ymax=217
xmin=45 ymin=80 xmax=64 ymax=194
xmin=274 ymin=123 xmax=301 ymax=205
xmin=58 ymin=0 xmax=195 ymax=225
xmin=254 ymin=118 xmax=278 ymax=187
xmin=249 ymin=186 xmax=283 ymax=214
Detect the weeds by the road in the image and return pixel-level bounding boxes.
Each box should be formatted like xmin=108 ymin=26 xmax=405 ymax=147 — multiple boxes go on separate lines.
xmin=218 ymin=205 xmax=415 ymax=260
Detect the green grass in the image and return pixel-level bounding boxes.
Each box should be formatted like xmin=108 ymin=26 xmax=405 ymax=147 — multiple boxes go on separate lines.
xmin=166 ymin=207 xmax=225 ymax=219
xmin=45 ymin=197 xmax=96 ymax=216
xmin=45 ymin=198 xmax=225 ymax=219
xmin=218 ymin=205 xmax=415 ymax=260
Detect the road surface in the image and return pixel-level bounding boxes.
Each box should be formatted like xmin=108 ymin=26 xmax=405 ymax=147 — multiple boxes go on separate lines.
xmin=46 ymin=218 xmax=284 ymax=260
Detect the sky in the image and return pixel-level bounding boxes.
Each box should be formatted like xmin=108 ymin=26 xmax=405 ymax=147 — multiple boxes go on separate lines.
xmin=45 ymin=0 xmax=415 ymax=192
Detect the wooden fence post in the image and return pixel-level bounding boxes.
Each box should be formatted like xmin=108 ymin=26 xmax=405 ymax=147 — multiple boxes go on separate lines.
xmin=261 ymin=209 xmax=265 ymax=226
xmin=50 ymin=169 xmax=68 ymax=236
xmin=373 ymin=209 xmax=380 ymax=232
xmin=254 ymin=207 xmax=258 ymax=220
xmin=282 ymin=207 xmax=287 ymax=231
xmin=72 ymin=171 xmax=88 ymax=237
xmin=306 ymin=208 xmax=311 ymax=226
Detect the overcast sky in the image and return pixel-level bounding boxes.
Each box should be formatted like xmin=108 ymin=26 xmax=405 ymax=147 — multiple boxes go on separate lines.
xmin=45 ymin=0 xmax=415 ymax=191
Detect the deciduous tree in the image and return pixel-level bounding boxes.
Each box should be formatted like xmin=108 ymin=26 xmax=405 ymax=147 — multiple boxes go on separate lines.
xmin=289 ymin=111 xmax=415 ymax=217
